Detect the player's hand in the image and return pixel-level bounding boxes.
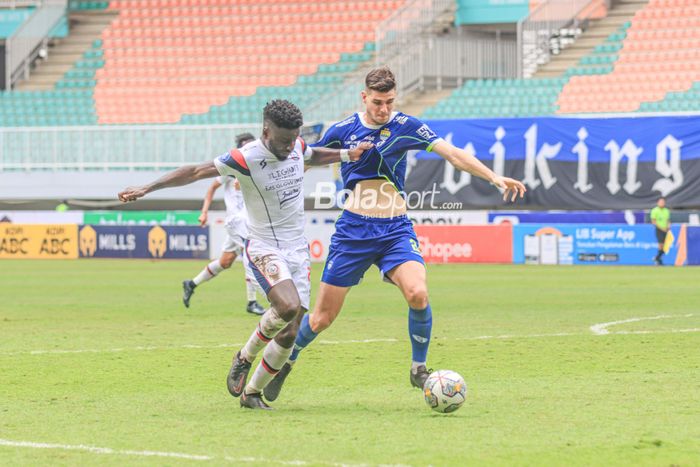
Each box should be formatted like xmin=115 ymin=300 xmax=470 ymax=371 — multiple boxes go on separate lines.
xmin=198 ymin=211 xmax=208 ymax=226
xmin=493 ymin=176 xmax=526 ymax=202
xmin=348 ymin=141 xmax=374 ymax=161
xmin=118 ymin=186 xmax=148 ymax=202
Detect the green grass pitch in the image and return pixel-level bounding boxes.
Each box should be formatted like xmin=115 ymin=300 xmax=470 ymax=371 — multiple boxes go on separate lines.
xmin=1 ymin=259 xmax=699 ymax=466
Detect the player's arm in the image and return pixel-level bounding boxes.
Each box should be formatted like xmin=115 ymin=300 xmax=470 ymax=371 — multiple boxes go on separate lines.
xmin=431 ymin=140 xmax=526 ymax=202
xmin=199 ymin=179 xmax=223 ymax=226
xmin=305 ymin=141 xmax=373 ymax=167
xmin=118 ymin=161 xmax=219 ymax=202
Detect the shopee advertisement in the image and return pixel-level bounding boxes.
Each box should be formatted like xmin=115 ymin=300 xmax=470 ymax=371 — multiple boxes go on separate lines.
xmin=414 ymin=225 xmax=513 ymax=263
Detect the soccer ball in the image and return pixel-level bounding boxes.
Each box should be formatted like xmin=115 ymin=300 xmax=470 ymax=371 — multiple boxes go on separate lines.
xmin=423 ymin=370 xmax=467 ymax=413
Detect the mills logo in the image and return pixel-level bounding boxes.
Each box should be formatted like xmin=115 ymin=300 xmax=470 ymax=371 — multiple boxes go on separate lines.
xmin=148 ymin=226 xmax=167 ymax=258
xmin=79 ymin=225 xmax=97 ymax=257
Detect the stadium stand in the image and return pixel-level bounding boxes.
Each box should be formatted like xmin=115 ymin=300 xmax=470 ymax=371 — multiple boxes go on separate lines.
xmin=421 ymin=22 xmax=632 ymax=119
xmin=96 ymin=0 xmax=405 ymax=124
xmin=0 ymin=0 xmax=402 ymax=126
xmin=557 ymin=0 xmax=700 ymax=113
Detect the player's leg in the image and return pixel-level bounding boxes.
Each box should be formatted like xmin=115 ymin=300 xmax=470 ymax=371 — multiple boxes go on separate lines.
xmin=385 ymin=260 xmax=432 ymax=388
xmin=237 ymin=278 xmax=303 ymax=409
xmin=376 ymin=216 xmax=432 ymax=388
xmin=243 ymin=248 xmax=265 ymax=315
xmin=654 ymin=228 xmax=666 ymax=265
xmin=182 ymin=233 xmax=238 ymax=307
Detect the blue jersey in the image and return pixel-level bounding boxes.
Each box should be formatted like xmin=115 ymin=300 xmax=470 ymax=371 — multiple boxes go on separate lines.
xmin=312 ymin=112 xmax=442 ymax=192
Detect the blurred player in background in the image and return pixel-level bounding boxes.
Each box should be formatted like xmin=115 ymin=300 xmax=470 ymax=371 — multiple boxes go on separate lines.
xmin=119 ymin=100 xmax=371 ymax=409
xmin=264 ymin=67 xmax=526 ymax=402
xmin=651 ymin=197 xmax=671 ymax=265
xmin=182 ymin=132 xmax=265 ymax=315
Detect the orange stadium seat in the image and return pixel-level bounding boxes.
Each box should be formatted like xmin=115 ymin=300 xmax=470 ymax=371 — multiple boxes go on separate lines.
xmin=557 ymin=0 xmax=700 ymax=114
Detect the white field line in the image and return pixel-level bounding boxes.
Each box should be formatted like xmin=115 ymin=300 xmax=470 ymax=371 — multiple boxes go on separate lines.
xmin=0 ymin=438 xmax=407 ymax=467
xmin=2 ymin=320 xmax=699 ymax=357
xmin=589 ymin=314 xmax=695 ymax=335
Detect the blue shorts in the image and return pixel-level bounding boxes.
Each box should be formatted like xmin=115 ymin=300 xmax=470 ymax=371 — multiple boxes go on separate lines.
xmin=321 ymin=210 xmax=425 ymax=287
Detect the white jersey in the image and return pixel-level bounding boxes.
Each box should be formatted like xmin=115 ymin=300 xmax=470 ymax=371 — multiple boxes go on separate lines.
xmin=214 ymin=138 xmax=311 ymax=248
xmin=217 ymin=175 xmax=246 ymax=221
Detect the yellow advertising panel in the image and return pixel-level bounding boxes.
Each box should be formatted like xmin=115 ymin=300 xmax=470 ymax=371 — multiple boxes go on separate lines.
xmin=0 ymin=224 xmax=78 ymax=259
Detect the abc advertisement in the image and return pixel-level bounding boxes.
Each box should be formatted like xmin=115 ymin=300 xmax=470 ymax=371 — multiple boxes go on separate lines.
xmin=512 ymin=223 xmax=688 ymax=266
xmin=79 ymin=225 xmax=209 ymax=259
xmin=414 ymin=225 xmax=513 ymax=263
xmin=0 ymin=224 xmax=78 ymax=259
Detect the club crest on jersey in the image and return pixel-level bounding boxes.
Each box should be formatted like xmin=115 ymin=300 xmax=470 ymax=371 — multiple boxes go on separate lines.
xmin=380 ymin=128 xmax=391 ymax=141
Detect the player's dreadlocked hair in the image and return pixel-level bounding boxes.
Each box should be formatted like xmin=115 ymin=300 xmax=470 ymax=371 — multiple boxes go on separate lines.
xmin=263 ymin=99 xmax=304 ymax=130
xmin=235 ymin=132 xmax=255 ymax=148
xmin=365 ymin=66 xmax=396 ymax=93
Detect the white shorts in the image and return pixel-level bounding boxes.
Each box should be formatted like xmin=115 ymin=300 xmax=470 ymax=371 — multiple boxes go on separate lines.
xmin=221 ymin=217 xmax=248 ymax=255
xmin=244 ymin=239 xmax=311 ymax=310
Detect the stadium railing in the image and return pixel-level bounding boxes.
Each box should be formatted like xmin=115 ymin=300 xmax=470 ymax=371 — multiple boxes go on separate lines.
xmin=517 ymin=0 xmax=608 ymax=78
xmin=3 ymin=0 xmax=67 ymax=90
xmin=0 ymin=123 xmax=261 ymax=171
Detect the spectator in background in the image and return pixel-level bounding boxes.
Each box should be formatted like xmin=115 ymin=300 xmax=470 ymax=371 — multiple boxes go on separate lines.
xmin=650 ymin=197 xmax=671 ymax=265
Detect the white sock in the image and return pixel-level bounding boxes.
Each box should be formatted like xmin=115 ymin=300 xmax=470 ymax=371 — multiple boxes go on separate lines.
xmin=241 ymin=307 xmax=287 ymax=361
xmin=192 ymin=260 xmax=224 ymax=286
xmin=246 ymin=279 xmax=257 ymax=302
xmin=245 ymin=340 xmax=293 ymax=394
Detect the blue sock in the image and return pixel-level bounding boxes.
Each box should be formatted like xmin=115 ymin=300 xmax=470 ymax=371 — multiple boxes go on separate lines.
xmin=408 ymin=304 xmax=432 ymax=364
xmin=289 ymin=313 xmax=318 ymax=362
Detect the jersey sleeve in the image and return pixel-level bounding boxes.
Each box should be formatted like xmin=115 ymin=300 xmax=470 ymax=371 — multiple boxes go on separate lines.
xmin=297 ymin=137 xmax=314 ymax=162
xmin=213 ymin=148 xmax=250 ymax=177
xmin=311 ymin=122 xmax=344 ymax=149
xmin=404 ymin=116 xmax=443 ymax=152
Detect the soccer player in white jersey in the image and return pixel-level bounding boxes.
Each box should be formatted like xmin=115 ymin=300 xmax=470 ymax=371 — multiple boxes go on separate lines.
xmin=118 ymin=100 xmax=371 ymax=409
xmin=182 ymin=132 xmax=266 ymax=315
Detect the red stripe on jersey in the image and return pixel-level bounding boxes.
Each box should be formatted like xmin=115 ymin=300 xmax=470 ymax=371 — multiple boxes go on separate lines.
xmin=297 ymin=137 xmax=306 ymax=154
xmin=229 ymin=149 xmax=249 ymax=170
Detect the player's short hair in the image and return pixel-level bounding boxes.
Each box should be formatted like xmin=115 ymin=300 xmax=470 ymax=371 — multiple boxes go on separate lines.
xmin=263 ymin=99 xmax=303 ymax=130
xmin=235 ymin=132 xmax=255 ymax=148
xmin=365 ymin=67 xmax=396 ymax=93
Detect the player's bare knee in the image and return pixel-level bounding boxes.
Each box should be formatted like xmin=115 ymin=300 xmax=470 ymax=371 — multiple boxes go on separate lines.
xmin=275 ymin=299 xmax=301 ymax=322
xmin=406 ymin=287 xmax=429 ymax=310
xmin=219 ymin=256 xmax=234 ymax=269
xmin=275 ymin=322 xmax=299 ymax=348
xmin=309 ymin=312 xmax=332 ymax=333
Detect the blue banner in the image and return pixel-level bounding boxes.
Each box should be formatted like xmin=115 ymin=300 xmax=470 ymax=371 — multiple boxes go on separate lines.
xmin=489 ymin=211 xmax=645 ymax=225
xmin=405 ymin=115 xmax=700 ymax=209
xmin=512 ymin=223 xmax=685 ymax=265
xmin=687 ymin=227 xmax=700 ymax=266
xmin=78 ymin=225 xmax=209 ymax=259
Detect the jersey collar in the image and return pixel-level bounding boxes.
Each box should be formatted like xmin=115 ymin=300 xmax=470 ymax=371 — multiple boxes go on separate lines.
xmin=358 ymin=111 xmax=398 ymax=129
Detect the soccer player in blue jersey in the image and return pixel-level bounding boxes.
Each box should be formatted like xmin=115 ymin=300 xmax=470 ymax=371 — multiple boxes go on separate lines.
xmin=263 ymin=67 xmax=526 ymax=402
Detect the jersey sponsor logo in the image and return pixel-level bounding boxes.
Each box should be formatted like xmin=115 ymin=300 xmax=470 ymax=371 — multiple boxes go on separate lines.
xmin=396 ymin=115 xmax=409 ymax=125
xmin=259 ymin=159 xmax=268 ymax=170
xmin=416 ymin=124 xmax=437 ymax=140
xmin=410 ymin=238 xmax=423 ymax=255
xmin=350 ymin=134 xmax=357 ymax=141
xmin=380 ymin=128 xmax=391 ymax=141
xmin=278 ymin=186 xmax=301 ymax=207
xmin=267 ymin=164 xmax=300 ymax=181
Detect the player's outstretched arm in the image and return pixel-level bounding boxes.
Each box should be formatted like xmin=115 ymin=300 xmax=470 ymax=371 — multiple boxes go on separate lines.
xmin=199 ymin=179 xmax=222 ymax=226
xmin=432 ymin=140 xmax=526 ymax=202
xmin=305 ymin=141 xmax=373 ymax=167
xmin=118 ymin=161 xmax=220 ymax=203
